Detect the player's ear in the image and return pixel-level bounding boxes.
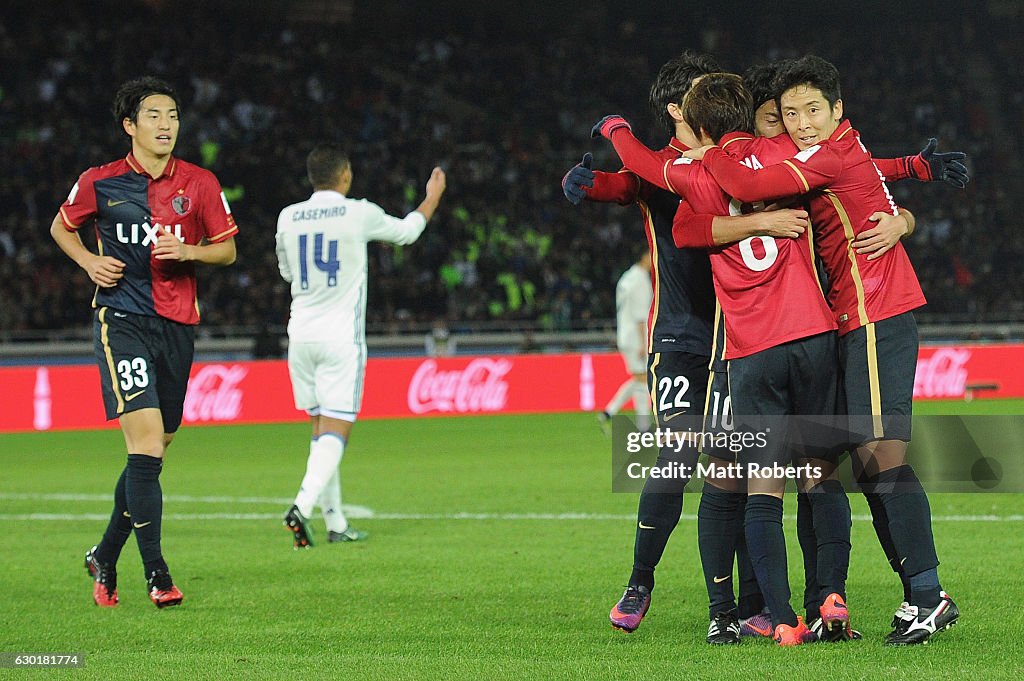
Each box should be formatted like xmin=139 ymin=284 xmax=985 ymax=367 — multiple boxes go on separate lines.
xmin=666 ymin=102 xmax=685 ymax=124
xmin=122 ymin=117 xmax=135 ymax=137
xmin=833 ymin=99 xmax=844 ymax=121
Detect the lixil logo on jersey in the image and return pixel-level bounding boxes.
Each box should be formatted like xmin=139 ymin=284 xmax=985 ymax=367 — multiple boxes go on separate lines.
xmin=115 ymin=222 xmax=183 ymax=246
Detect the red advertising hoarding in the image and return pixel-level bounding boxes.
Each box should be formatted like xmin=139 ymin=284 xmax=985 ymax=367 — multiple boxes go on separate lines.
xmin=1 ymin=345 xmax=1022 ymax=433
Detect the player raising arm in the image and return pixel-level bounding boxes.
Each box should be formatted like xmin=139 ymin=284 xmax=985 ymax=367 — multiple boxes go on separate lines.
xmin=277 ymin=144 xmax=445 ymax=548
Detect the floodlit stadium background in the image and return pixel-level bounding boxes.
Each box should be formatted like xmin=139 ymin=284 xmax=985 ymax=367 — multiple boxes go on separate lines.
xmin=1 ymin=2 xmax=1022 ymax=678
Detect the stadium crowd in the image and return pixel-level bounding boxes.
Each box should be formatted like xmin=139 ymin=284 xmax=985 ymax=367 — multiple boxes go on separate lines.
xmin=1 ymin=0 xmax=1020 ymax=334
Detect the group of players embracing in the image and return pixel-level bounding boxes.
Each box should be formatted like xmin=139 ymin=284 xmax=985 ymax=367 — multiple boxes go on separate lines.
xmin=562 ymin=51 xmax=969 ymax=646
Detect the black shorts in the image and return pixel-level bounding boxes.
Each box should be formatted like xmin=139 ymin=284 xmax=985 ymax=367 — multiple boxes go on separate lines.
xmin=93 ymin=307 xmax=195 ymax=433
xmin=840 ymin=311 xmax=917 ymax=444
xmin=728 ymin=331 xmax=841 ymax=466
xmin=709 ymin=304 xmax=728 ymax=373
xmin=701 ymin=369 xmax=731 ymax=433
xmin=647 ymin=351 xmax=711 ymax=427
xmin=701 ymin=306 xmax=735 ymax=458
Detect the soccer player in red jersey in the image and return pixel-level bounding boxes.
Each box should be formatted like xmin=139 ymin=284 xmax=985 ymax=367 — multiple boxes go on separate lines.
xmin=685 ymin=56 xmax=960 ymax=645
xmin=596 ymin=73 xmax=842 ymax=646
xmin=564 ymin=52 xmax=807 ymax=642
xmin=50 ymin=77 xmax=238 ymax=609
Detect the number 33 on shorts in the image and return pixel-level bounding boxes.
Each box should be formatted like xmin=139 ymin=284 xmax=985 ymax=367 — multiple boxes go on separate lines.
xmin=117 ymin=357 xmax=150 ymax=392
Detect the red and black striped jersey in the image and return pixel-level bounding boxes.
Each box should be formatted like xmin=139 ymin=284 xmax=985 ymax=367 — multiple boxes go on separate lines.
xmin=59 ymin=153 xmax=238 ymax=325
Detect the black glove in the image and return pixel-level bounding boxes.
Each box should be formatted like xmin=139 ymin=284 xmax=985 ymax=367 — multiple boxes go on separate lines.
xmin=591 ymin=115 xmax=631 ymax=139
xmin=910 ymin=138 xmax=969 ymax=188
xmin=561 ymin=153 xmax=594 ymax=205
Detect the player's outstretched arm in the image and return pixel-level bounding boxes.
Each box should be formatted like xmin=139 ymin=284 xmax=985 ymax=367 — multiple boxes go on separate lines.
xmin=592 ymin=115 xmax=681 ymax=195
xmin=875 ymin=139 xmax=969 ymax=188
xmin=415 ymin=167 xmax=447 ymax=222
xmin=561 ymin=155 xmax=642 ymax=205
xmin=49 ymin=213 xmax=125 ymax=287
xmin=367 ymin=167 xmax=447 ymax=247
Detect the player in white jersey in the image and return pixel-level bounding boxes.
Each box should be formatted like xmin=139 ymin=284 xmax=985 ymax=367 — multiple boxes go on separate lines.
xmin=598 ymin=251 xmax=653 ymax=433
xmin=276 ymin=143 xmax=446 ymax=547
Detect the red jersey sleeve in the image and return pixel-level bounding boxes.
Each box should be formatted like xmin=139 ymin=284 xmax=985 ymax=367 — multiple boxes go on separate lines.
xmin=588 ymin=169 xmax=641 ymax=205
xmin=672 ymin=200 xmax=715 ymax=249
xmin=197 ymin=172 xmax=238 ymax=243
xmin=702 ymin=144 xmax=842 ymax=203
xmin=58 ymin=169 xmax=98 ymax=232
xmin=873 ymin=156 xmax=914 ymax=182
xmin=608 ymin=128 xmax=677 ymax=194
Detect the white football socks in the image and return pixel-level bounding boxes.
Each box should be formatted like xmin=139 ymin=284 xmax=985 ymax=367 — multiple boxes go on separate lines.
xmin=294 ymin=433 xmax=344 ymax=519
xmin=605 ymin=379 xmax=635 ymax=416
xmin=318 ymin=469 xmax=348 ymax=533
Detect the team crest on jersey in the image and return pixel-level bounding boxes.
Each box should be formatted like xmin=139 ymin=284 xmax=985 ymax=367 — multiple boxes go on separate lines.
xmin=171 ymin=195 xmax=192 ymax=216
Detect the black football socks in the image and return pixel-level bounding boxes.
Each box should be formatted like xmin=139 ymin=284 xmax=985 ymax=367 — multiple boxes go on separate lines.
xmin=734 ymin=495 xmax=765 ymax=619
xmin=697 ymin=483 xmax=744 ymax=615
xmin=95 ymin=467 xmax=131 ymax=565
xmin=744 ymin=494 xmax=797 ymax=628
xmin=629 ymin=453 xmax=691 ymax=591
xmin=875 ymin=465 xmax=942 ymax=608
xmin=862 ymin=483 xmax=912 ymax=602
xmin=796 ymin=491 xmax=819 ymax=620
xmin=806 ymin=480 xmax=851 ymax=605
xmin=125 ymin=453 xmax=168 ymax=575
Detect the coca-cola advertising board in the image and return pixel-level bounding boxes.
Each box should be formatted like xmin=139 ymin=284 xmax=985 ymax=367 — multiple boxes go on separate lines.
xmin=1 ymin=345 xmax=1023 ymax=433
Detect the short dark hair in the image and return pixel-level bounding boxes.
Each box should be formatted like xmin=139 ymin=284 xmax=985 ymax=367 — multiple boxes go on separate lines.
xmin=681 ymin=73 xmax=752 ymax=143
xmin=306 ymin=144 xmax=350 ymax=189
xmin=743 ymin=60 xmax=790 ymax=110
xmin=773 ymin=55 xmax=842 ymax=110
xmin=112 ymin=76 xmax=179 ymax=126
xmin=648 ymin=50 xmax=721 ymax=132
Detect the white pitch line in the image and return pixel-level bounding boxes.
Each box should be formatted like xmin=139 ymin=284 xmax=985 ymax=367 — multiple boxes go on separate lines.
xmin=1 ymin=493 xmax=1021 ymax=522
xmin=0 ymin=492 xmax=293 ymax=505
xmin=0 ymin=511 xmax=1021 ymax=522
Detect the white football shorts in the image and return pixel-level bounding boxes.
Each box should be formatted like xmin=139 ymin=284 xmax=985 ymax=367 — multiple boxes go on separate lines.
xmin=287 ymin=341 xmax=365 ymax=421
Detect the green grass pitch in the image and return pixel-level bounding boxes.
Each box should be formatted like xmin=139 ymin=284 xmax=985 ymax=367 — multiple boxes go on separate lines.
xmin=1 ymin=401 xmax=1022 ymax=680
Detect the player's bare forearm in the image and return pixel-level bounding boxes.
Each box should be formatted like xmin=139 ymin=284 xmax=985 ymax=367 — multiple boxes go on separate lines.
xmin=50 ymin=214 xmax=92 ymax=268
xmin=50 ymin=213 xmax=125 ymax=287
xmin=415 ymin=167 xmax=447 ymax=222
xmin=191 ymin=237 xmax=237 ymax=265
xmin=154 ymin=233 xmax=236 ymax=265
xmin=710 ymin=209 xmax=808 ymax=246
xmin=853 ymin=209 xmax=914 ymax=260
xmin=899 ymin=207 xmax=916 ymax=236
